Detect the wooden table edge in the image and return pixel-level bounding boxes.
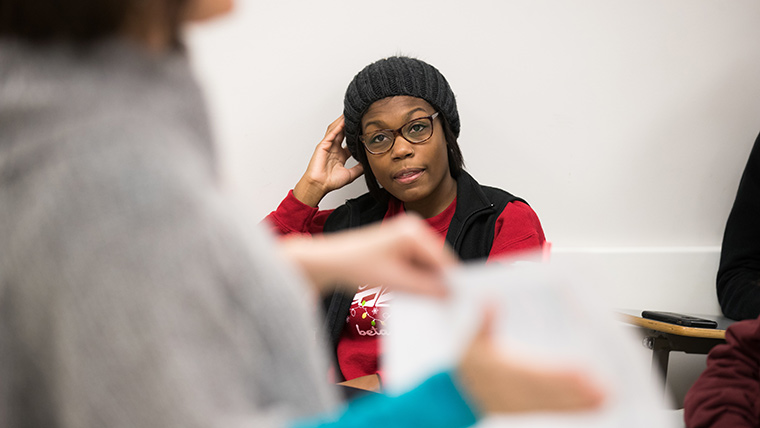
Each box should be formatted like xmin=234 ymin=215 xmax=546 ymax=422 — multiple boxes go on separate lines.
xmin=618 ymin=313 xmax=726 ymax=340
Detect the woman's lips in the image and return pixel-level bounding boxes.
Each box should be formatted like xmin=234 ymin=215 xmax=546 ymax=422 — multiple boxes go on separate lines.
xmin=393 ymin=168 xmax=425 ymax=184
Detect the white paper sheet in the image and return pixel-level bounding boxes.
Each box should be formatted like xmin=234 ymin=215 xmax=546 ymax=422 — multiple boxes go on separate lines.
xmin=383 ymin=261 xmax=678 ymax=428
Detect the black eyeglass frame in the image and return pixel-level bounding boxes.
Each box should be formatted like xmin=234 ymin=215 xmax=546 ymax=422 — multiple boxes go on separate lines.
xmin=360 ymin=112 xmax=440 ymax=155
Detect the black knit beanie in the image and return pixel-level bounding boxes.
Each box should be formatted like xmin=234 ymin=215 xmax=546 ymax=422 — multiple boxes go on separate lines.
xmin=343 ymin=56 xmax=460 ymax=159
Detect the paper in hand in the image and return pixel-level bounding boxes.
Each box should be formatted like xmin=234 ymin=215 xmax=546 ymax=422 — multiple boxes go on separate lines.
xmin=383 ymin=260 xmax=678 ymax=428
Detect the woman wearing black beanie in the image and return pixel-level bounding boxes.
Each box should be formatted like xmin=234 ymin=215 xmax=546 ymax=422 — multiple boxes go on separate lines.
xmin=267 ymin=56 xmax=547 ymax=394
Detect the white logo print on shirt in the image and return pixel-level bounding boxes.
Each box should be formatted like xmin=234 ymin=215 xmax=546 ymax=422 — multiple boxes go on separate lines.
xmin=348 ymin=285 xmax=392 ymax=336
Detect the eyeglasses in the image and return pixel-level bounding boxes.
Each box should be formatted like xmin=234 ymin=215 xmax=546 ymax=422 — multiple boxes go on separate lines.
xmin=360 ymin=112 xmax=439 ymax=155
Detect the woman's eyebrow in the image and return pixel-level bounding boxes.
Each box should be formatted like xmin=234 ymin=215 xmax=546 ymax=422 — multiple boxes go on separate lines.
xmin=403 ymin=107 xmax=430 ymax=120
xmin=363 ymin=119 xmax=385 ymax=130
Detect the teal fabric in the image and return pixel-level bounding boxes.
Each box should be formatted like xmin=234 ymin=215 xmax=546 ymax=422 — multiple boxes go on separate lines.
xmin=290 ymin=371 xmax=479 ymax=428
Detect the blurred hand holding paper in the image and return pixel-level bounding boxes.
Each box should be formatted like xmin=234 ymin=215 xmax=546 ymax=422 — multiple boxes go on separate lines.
xmin=383 ymin=261 xmax=679 ymax=428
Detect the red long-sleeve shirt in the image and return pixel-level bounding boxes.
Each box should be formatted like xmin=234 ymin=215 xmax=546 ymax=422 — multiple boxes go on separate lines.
xmin=264 ymin=189 xmax=546 ymax=381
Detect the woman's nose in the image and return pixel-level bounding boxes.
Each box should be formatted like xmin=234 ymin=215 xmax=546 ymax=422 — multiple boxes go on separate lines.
xmin=390 ymin=135 xmax=414 ymax=159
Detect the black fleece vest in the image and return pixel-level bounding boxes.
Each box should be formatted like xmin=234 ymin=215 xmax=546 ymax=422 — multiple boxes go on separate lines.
xmin=320 ymin=171 xmax=524 ymax=359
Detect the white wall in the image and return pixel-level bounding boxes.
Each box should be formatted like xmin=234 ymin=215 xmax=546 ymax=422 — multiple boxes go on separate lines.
xmin=189 ymin=0 xmax=760 ymax=238
xmin=187 ymin=0 xmax=760 ymax=309
xmin=188 ymin=1 xmax=760 ymax=296
xmin=187 ymin=0 xmax=760 ymax=405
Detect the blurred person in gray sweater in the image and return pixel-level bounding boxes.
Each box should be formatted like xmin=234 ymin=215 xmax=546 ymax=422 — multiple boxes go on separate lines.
xmin=0 ymin=0 xmax=604 ymax=427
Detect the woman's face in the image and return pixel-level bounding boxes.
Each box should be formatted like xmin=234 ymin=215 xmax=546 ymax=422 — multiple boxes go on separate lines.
xmin=361 ymin=96 xmax=457 ymax=218
xmin=184 ymin=0 xmax=234 ymax=22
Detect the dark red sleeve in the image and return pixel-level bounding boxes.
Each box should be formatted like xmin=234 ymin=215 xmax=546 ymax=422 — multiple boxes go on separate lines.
xmin=487 ymin=201 xmax=546 ymax=261
xmin=262 ymin=189 xmax=334 ymax=236
xmin=683 ymin=317 xmax=760 ymax=428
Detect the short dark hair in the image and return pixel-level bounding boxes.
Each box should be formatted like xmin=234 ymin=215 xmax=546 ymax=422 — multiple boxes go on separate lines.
xmin=0 ymin=0 xmax=188 ymax=47
xmin=357 ymin=113 xmax=465 ymax=202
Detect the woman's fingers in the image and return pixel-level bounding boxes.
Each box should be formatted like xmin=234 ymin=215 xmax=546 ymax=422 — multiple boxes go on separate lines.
xmin=319 ymin=117 xmax=350 ymax=162
xmin=322 ymin=116 xmax=345 ymax=147
xmin=294 ymin=116 xmax=352 ymax=206
xmin=373 ymin=215 xmax=456 ymax=296
xmin=472 ymin=305 xmax=497 ymax=343
xmin=345 ymin=162 xmax=364 ymax=183
xmin=281 ymin=215 xmax=455 ymax=298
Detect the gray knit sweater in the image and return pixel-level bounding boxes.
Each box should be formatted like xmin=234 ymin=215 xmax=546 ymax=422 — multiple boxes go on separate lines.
xmin=0 ymin=39 xmax=337 ymax=428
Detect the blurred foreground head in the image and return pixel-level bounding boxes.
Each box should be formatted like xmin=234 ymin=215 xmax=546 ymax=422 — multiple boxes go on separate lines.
xmin=0 ymin=0 xmax=232 ymax=49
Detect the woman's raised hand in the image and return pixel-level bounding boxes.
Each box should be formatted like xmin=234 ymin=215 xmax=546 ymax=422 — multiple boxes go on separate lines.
xmin=293 ymin=116 xmax=364 ymax=207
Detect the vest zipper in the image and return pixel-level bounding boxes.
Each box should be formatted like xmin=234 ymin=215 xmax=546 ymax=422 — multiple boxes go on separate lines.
xmin=452 ymin=203 xmax=495 ymax=251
